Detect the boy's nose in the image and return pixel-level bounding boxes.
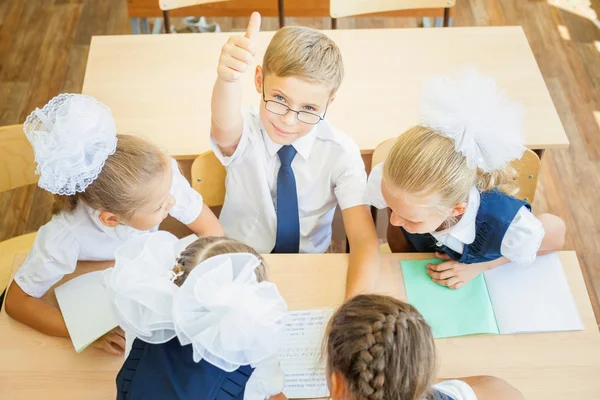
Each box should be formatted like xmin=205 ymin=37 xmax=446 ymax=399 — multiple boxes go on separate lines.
xmin=389 ymin=212 xmax=404 ymax=227
xmin=282 ymin=111 xmax=297 ymax=126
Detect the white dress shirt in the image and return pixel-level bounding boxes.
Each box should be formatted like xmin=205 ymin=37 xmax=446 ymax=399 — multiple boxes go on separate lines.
xmin=368 ymin=163 xmax=544 ymax=264
xmin=211 ymin=106 xmax=368 ymax=254
xmin=14 ymin=158 xmax=204 ymax=298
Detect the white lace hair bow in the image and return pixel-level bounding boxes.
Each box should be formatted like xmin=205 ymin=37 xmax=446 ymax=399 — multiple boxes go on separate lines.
xmin=107 ymin=231 xmax=288 ymax=399
xmin=420 ymin=67 xmax=526 ymax=173
xmin=24 ymin=93 xmax=117 ymax=195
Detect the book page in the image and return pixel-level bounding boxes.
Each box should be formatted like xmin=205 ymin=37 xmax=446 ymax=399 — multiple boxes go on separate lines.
xmin=55 ymin=270 xmax=119 ymax=352
xmin=279 ymin=308 xmax=334 ymax=399
xmin=484 ymin=253 xmax=583 ymax=334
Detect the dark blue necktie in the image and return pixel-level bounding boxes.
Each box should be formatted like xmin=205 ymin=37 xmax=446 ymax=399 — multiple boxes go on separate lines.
xmin=273 ymin=145 xmax=300 ymax=253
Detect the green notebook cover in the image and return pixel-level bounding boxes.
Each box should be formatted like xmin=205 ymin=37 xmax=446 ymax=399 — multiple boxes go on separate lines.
xmin=401 ymin=259 xmax=498 ymax=339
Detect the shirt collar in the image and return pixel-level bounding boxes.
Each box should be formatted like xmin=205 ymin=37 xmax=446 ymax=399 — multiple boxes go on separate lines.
xmin=433 ymin=187 xmax=480 ymax=245
xmin=261 ymin=124 xmax=317 ymax=160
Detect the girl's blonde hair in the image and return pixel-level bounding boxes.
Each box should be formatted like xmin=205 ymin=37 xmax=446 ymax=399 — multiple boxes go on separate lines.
xmin=383 ymin=126 xmax=518 ymax=211
xmin=325 ymin=294 xmax=437 ymax=400
xmin=52 ymin=134 xmax=169 ymax=219
xmin=172 ymin=236 xmax=267 ymax=286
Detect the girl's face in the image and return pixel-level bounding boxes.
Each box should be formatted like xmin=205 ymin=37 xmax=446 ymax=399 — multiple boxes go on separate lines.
xmin=381 ymin=177 xmax=464 ymax=234
xmin=126 ymin=163 xmax=176 ymax=231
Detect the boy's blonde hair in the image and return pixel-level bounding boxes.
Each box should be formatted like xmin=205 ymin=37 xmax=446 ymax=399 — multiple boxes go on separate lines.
xmin=384 ymin=126 xmax=518 ymax=212
xmin=172 ymin=236 xmax=268 ymax=286
xmin=263 ymin=26 xmax=344 ymax=94
xmin=52 ymin=134 xmax=170 ymax=219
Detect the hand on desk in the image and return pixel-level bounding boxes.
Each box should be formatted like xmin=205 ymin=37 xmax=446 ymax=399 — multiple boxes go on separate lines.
xmin=426 ymin=252 xmax=485 ymax=290
xmin=91 ymin=327 xmax=126 ymax=355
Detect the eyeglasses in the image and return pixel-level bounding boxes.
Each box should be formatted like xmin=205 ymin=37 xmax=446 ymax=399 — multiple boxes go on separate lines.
xmin=262 ymin=85 xmax=327 ymax=125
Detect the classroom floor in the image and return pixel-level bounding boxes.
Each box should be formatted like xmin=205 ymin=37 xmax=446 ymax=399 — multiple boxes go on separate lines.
xmin=1 ymin=0 xmax=599 ymax=325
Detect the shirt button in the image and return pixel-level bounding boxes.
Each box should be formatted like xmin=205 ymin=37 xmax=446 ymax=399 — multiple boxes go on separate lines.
xmin=435 ymin=241 xmax=443 ymax=247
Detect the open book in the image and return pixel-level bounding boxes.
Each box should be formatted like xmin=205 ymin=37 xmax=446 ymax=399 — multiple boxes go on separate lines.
xmin=401 ymin=253 xmax=583 ymax=338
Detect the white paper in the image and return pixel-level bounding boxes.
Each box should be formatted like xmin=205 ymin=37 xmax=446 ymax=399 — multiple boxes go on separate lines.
xmin=279 ymin=308 xmax=334 ymax=399
xmin=484 ymin=253 xmax=583 ymax=334
xmin=55 ymin=270 xmax=119 ymax=352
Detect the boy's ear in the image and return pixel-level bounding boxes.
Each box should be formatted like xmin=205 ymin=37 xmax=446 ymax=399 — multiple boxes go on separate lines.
xmin=450 ymin=201 xmax=468 ymax=217
xmin=254 ymin=65 xmax=263 ymax=94
xmin=99 ymin=211 xmax=120 ymax=228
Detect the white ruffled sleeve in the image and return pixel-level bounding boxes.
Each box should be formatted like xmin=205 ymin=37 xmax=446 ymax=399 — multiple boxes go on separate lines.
xmin=12 ymin=218 xmax=80 ymax=298
xmin=244 ymin=356 xmax=285 ymax=400
xmin=432 ymin=380 xmax=477 ymax=400
xmin=500 ymin=206 xmax=545 ymax=265
xmin=168 ymin=158 xmax=204 ymax=225
xmin=366 ymin=163 xmax=388 ymax=210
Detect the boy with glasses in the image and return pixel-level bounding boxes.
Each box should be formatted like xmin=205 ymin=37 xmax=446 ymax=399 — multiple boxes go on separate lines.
xmin=209 ymin=13 xmax=379 ymax=298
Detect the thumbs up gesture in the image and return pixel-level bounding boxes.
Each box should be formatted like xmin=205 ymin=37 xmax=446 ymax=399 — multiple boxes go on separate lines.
xmin=217 ymin=12 xmax=261 ymax=82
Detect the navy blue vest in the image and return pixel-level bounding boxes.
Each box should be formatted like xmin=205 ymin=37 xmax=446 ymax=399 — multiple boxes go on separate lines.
xmin=402 ymin=189 xmax=530 ymax=264
xmin=116 ymin=338 xmax=254 ymax=400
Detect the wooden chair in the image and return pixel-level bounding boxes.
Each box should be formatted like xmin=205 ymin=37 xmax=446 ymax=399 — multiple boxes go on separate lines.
xmin=159 ymin=0 xmax=230 ymax=33
xmin=0 ymin=124 xmax=39 ymax=308
xmin=329 ymin=0 xmax=456 ymax=29
xmin=190 ymin=150 xmax=226 ymax=207
xmin=372 ymin=137 xmax=541 ymax=204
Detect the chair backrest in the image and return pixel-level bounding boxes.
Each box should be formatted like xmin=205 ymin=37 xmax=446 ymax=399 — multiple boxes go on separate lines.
xmin=0 ymin=124 xmax=38 ymax=193
xmin=159 ymin=0 xmax=228 ymax=11
xmin=371 ymin=137 xmax=541 ymax=204
xmin=330 ymin=0 xmax=456 ymax=18
xmin=191 ymin=151 xmax=226 ymax=207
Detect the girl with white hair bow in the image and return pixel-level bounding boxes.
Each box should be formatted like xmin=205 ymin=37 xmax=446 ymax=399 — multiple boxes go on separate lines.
xmin=367 ymin=68 xmax=566 ymax=290
xmin=5 ymin=94 xmax=223 ymax=354
xmin=107 ymin=231 xmax=288 ymax=400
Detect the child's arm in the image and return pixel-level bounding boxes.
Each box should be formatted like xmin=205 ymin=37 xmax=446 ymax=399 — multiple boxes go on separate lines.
xmin=211 ymin=12 xmax=261 ymax=155
xmin=427 ymin=212 xmax=566 ymax=289
xmin=186 ymin=203 xmax=225 ymax=237
xmin=5 ymin=283 xmax=69 ymax=336
xmin=442 ymin=376 xmax=525 ymax=400
xmin=342 ymin=205 xmax=381 ymax=299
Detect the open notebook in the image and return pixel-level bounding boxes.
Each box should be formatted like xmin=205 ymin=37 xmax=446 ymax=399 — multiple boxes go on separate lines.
xmin=401 ymin=253 xmax=583 ymax=338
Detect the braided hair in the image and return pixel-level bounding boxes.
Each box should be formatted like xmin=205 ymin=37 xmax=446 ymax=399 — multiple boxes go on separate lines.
xmin=325 ymin=294 xmax=437 ymax=400
xmin=171 ymin=236 xmax=267 ymax=286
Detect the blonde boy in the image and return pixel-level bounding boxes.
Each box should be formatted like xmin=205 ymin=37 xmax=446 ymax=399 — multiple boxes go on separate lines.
xmin=210 ymin=13 xmax=379 ymax=297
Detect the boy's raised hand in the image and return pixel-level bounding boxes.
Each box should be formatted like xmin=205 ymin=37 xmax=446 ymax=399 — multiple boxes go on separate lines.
xmin=217 ymin=12 xmax=261 ymax=82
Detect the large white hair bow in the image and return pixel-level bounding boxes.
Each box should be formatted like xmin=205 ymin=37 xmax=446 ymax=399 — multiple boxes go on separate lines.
xmin=420 ymin=67 xmax=526 ymax=172
xmin=107 ymin=231 xmax=288 ymax=399
xmin=24 ymin=93 xmax=117 ymax=195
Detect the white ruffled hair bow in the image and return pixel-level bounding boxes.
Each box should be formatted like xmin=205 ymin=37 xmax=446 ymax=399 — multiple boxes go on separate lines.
xmin=24 ymin=93 xmax=117 ymax=195
xmin=420 ymin=67 xmax=526 ymax=173
xmin=107 ymin=231 xmax=288 ymax=400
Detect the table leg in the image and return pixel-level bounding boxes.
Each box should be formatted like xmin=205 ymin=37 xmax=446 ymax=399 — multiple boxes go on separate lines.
xmin=140 ymin=18 xmax=150 ymax=34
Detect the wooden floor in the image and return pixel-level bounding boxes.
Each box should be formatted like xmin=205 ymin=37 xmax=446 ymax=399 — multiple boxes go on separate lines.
xmin=1 ymin=0 xmax=600 ymax=323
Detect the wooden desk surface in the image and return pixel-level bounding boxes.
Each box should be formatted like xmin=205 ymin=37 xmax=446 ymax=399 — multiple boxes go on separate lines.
xmin=0 ymin=251 xmax=598 ymax=399
xmin=82 ymin=26 xmax=568 ymax=159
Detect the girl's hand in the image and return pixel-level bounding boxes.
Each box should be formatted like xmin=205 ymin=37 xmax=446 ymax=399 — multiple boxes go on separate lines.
xmin=268 ymin=394 xmax=288 ymax=400
xmin=426 ymin=252 xmax=485 ymax=290
xmin=91 ymin=327 xmax=126 ymax=355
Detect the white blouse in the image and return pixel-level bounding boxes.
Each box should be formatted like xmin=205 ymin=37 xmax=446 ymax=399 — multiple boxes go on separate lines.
xmin=13 ymin=158 xmax=204 ymax=298
xmin=210 ymin=106 xmax=368 ymax=254
xmin=433 ymin=380 xmax=477 ymax=400
xmin=368 ymin=163 xmax=544 ymax=264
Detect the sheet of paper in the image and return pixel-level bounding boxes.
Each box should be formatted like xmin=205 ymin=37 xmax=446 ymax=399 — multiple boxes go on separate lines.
xmin=279 ymin=308 xmax=334 ymax=399
xmin=484 ymin=252 xmax=583 ymax=334
xmin=55 ymin=270 xmax=119 ymax=353
xmin=401 ymin=259 xmax=499 ymax=338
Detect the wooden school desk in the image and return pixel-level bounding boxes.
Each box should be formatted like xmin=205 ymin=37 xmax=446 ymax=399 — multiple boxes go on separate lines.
xmin=82 ymin=26 xmax=569 ymax=162
xmin=1 ymin=250 xmax=599 ymax=399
